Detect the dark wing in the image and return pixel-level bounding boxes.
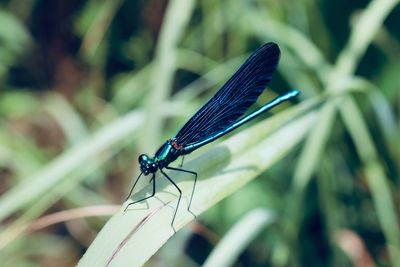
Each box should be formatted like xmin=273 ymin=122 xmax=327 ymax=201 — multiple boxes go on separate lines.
xmin=174 ymin=42 xmax=280 ymax=146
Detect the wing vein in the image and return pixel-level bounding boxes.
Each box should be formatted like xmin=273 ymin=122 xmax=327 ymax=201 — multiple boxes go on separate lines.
xmin=174 ymin=42 xmax=281 ymax=147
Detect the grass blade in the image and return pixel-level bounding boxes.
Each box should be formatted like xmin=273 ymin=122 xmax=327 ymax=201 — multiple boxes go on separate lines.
xmin=77 ymin=108 xmax=317 ymax=267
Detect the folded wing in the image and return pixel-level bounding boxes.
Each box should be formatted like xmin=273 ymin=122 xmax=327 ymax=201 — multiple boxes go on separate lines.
xmin=175 ymin=42 xmax=280 ymax=147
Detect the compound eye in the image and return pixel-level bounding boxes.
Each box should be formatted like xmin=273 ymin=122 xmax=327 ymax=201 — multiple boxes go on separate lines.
xmin=138 ymin=154 xmax=148 ymax=164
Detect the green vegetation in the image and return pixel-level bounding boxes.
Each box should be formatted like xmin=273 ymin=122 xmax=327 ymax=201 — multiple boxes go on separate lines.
xmin=0 ymin=0 xmax=399 ymax=266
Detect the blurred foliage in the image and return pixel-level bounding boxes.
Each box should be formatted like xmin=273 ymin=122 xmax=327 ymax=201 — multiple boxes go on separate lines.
xmin=0 ymin=0 xmax=399 ymax=266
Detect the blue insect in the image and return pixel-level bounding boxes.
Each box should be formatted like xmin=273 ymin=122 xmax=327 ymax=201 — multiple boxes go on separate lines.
xmin=125 ymin=42 xmax=300 ymax=229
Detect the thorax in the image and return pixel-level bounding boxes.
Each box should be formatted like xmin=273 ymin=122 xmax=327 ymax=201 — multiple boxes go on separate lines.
xmin=154 ymin=139 xmax=182 ymax=167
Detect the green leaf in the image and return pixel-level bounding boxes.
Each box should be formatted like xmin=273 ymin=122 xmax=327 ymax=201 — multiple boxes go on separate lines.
xmin=77 ymin=104 xmax=317 ymax=267
xmin=0 ymin=111 xmax=144 ymax=222
xmin=203 ymin=208 xmax=275 ymax=267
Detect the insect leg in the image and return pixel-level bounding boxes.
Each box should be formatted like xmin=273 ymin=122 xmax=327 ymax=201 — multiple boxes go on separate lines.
xmin=160 ymin=168 xmax=182 ymax=231
xmin=126 ymin=172 xmax=143 ymax=201
xmin=166 ymin=166 xmax=197 ymax=217
xmin=124 ymin=173 xmax=156 ymax=212
xmin=179 ymin=155 xmax=185 ymax=167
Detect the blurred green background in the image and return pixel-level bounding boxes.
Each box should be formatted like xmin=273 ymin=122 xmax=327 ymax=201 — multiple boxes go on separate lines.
xmin=0 ymin=0 xmax=399 ymax=266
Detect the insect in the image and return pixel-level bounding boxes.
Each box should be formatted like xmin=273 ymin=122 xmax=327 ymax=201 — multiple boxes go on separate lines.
xmin=125 ymin=42 xmax=300 ymax=229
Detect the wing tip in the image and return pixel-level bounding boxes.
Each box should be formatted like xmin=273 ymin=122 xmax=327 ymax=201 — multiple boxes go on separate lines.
xmin=250 ymin=42 xmax=281 ymax=68
xmin=259 ymin=42 xmax=280 ymax=57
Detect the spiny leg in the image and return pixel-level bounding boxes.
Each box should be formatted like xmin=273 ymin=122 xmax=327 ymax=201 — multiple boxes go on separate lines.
xmin=160 ymin=168 xmax=181 ymax=231
xmin=124 ymin=173 xmax=156 ymax=212
xmin=125 ymin=172 xmax=143 ymax=201
xmin=179 ymin=156 xmax=185 ymax=167
xmin=166 ymin=166 xmax=197 ymax=217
